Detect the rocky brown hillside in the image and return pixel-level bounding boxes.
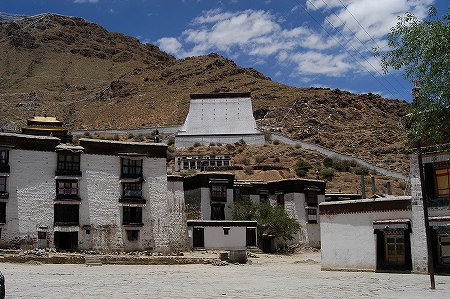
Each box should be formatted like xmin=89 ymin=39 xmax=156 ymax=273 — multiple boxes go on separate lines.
xmin=0 ymin=13 xmax=410 ymax=178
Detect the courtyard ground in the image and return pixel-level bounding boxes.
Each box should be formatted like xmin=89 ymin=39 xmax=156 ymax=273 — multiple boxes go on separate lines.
xmin=1 ymin=249 xmax=450 ymax=298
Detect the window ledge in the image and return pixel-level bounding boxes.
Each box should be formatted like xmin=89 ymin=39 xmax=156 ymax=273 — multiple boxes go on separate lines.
xmin=54 ymin=222 xmax=80 ymax=226
xmin=120 ymin=198 xmax=146 ymax=204
xmin=55 ymin=170 xmax=82 ymax=176
xmin=122 ymin=223 xmax=144 ymax=227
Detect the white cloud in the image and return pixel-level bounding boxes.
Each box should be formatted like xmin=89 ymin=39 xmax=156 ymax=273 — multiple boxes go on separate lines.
xmin=157 ymin=37 xmax=183 ymax=56
xmin=156 ymin=1 xmax=437 ymax=79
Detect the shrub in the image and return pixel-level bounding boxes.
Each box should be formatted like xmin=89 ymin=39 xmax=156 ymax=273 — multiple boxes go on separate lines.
xmin=294 ymin=159 xmax=312 ymax=177
xmin=236 ymin=156 xmax=250 ymax=165
xmin=354 ymin=166 xmax=370 ymax=175
xmin=349 ymin=159 xmax=358 ymax=167
xmin=254 ymin=154 xmax=266 ymax=164
xmin=272 ymin=139 xmax=280 ymax=145
xmin=244 ymin=165 xmax=254 ymax=175
xmin=193 ymin=142 xmax=202 ymax=147
xmin=167 ymin=137 xmax=175 ymax=146
xmin=333 ymin=159 xmax=351 ymax=172
xmin=324 ymin=157 xmax=351 ymax=172
xmin=323 ymin=157 xmax=333 ymax=168
xmin=209 ymin=142 xmax=216 ymax=146
xmin=320 ymin=168 xmax=335 ymax=180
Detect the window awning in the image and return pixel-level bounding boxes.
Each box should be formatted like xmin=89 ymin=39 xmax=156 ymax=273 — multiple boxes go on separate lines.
xmin=373 ymin=219 xmax=410 ymax=230
xmin=209 ymin=178 xmax=229 ymax=184
xmin=429 ymin=216 xmax=450 ymax=229
xmin=55 ymin=144 xmax=84 ymax=153
xmin=54 ymin=226 xmax=79 ymax=232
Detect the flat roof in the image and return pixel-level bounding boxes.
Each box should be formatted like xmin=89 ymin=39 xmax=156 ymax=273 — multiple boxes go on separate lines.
xmin=190 ymin=92 xmax=251 ymax=99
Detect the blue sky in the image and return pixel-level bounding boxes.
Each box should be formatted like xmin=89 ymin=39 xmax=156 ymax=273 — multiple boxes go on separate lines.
xmin=2 ymin=0 xmax=448 ymax=101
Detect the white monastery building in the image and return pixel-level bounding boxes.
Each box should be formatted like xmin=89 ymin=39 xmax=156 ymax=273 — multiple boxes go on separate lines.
xmin=0 ymin=132 xmax=187 ymax=253
xmin=175 ymin=92 xmax=265 ymax=148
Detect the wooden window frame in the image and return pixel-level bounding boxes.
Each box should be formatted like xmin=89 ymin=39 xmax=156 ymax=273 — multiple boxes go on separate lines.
xmin=57 ymin=153 xmax=80 ymax=172
xmin=121 ymin=158 xmax=143 ymax=178
xmin=123 ymin=182 xmax=143 ymax=198
xmin=307 ymin=207 xmax=318 ymax=224
xmin=56 ymin=180 xmax=79 ymax=198
xmin=54 ymin=204 xmax=79 ymax=225
xmin=435 ymin=167 xmax=450 ymax=197
xmin=123 ymin=206 xmax=143 ymax=225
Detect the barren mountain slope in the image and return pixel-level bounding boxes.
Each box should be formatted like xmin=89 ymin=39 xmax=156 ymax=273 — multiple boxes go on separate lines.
xmin=0 ymin=13 xmax=410 ymax=176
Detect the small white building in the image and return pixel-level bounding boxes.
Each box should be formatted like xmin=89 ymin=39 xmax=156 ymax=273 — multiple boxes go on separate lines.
xmin=187 ymin=220 xmax=257 ymax=250
xmin=320 ymin=196 xmax=412 ymax=272
xmin=175 ymin=92 xmax=265 ymax=148
xmin=320 ymin=149 xmax=450 ymax=274
xmin=0 ymin=132 xmax=188 ymax=253
xmin=183 ymin=173 xmax=325 ymax=251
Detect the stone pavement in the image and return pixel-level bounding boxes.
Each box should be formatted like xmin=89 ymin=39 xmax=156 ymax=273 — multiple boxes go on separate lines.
xmin=1 ymin=251 xmax=450 ymax=299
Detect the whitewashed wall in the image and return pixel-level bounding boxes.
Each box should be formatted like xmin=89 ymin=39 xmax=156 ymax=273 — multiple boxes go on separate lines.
xmin=79 ymin=154 xmax=122 ymax=251
xmin=320 ymin=209 xmax=412 ymax=271
xmin=203 ymin=226 xmax=247 ymax=250
xmin=4 ymin=149 xmax=57 ymax=247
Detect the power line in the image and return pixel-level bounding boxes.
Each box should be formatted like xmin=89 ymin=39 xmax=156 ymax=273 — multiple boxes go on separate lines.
xmin=335 ymin=0 xmax=410 ymax=94
xmin=292 ymin=0 xmax=407 ymax=99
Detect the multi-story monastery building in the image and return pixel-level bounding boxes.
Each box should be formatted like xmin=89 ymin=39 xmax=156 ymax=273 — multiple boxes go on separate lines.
xmin=0 ymin=132 xmax=187 ymax=253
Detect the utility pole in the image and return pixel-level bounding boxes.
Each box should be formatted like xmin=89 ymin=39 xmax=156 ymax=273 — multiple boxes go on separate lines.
xmin=417 ymin=143 xmax=435 ymax=289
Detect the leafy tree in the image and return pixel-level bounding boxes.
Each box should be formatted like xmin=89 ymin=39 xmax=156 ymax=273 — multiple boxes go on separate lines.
xmin=230 ymin=198 xmax=301 ymax=244
xmin=375 ymin=6 xmax=450 ymax=146
xmin=294 ymin=159 xmax=312 ymax=177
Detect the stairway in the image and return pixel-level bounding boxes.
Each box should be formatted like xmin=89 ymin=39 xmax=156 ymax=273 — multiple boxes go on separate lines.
xmin=84 ymin=255 xmax=102 ymax=266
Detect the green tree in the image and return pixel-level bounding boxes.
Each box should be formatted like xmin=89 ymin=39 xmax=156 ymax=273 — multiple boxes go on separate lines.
xmin=376 ymin=6 xmax=450 ymax=146
xmin=230 ymin=198 xmax=301 ymax=244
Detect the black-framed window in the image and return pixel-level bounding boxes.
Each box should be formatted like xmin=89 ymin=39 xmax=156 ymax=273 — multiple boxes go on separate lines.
xmin=54 ymin=204 xmax=79 ymax=225
xmin=123 ymin=206 xmax=142 ymax=224
xmin=38 ymin=231 xmax=47 ymax=240
xmin=276 ymin=193 xmax=284 ymax=205
xmin=127 ymin=230 xmax=139 ymax=241
xmin=56 ymin=180 xmax=79 ymax=198
xmin=375 ymin=228 xmax=412 ymax=272
xmin=307 ymin=208 xmax=318 ymax=224
xmin=0 ymin=150 xmax=8 ymax=165
xmin=123 ymin=182 xmax=142 ymax=198
xmin=121 ymin=158 xmax=142 ymax=178
xmin=0 ymin=150 xmax=9 ymax=173
xmin=306 ymin=191 xmax=318 ymax=207
xmin=211 ymin=204 xmax=225 ymax=220
xmin=0 ymin=177 xmax=6 ymax=192
xmin=211 ymin=184 xmax=227 ymax=201
xmin=0 ymin=202 xmax=5 ymax=224
xmin=57 ymin=153 xmax=80 ymax=174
